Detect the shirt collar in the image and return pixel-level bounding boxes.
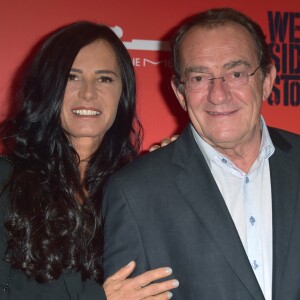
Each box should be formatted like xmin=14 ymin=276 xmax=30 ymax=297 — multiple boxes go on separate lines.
xmin=191 ymin=116 xmax=275 ymax=169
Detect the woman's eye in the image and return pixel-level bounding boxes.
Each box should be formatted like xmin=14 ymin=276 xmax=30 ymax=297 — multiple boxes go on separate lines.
xmin=68 ymin=73 xmax=78 ymax=81
xmin=99 ymin=76 xmax=113 ymax=83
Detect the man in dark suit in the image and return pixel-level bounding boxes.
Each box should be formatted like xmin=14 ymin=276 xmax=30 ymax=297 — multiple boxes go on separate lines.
xmin=102 ymin=8 xmax=300 ymax=300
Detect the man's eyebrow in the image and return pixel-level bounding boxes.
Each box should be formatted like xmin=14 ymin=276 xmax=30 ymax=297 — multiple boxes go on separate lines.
xmin=223 ymin=60 xmax=251 ymax=70
xmin=185 ymin=65 xmax=210 ymax=75
xmin=184 ymin=60 xmax=252 ymax=75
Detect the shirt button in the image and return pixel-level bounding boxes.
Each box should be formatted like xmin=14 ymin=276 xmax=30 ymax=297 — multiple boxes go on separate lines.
xmin=253 ymin=260 xmax=259 ymax=270
xmin=250 ymin=216 xmax=256 ymax=225
xmin=245 ymin=176 xmax=249 ymax=183
xmin=221 ymin=158 xmax=227 ymax=164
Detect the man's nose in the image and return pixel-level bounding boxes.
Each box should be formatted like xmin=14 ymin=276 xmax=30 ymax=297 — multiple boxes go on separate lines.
xmin=207 ymin=77 xmax=230 ymax=105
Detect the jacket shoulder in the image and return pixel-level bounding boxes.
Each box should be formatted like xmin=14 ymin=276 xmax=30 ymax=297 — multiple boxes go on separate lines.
xmin=269 ymin=127 xmax=300 ymax=150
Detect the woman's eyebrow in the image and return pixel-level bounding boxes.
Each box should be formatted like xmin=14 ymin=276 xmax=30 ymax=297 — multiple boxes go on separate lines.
xmin=70 ymin=68 xmax=118 ymax=76
xmin=95 ymin=70 xmax=118 ymax=76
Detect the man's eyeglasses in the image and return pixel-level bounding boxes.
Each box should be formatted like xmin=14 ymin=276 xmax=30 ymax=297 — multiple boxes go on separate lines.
xmin=180 ymin=65 xmax=261 ymax=93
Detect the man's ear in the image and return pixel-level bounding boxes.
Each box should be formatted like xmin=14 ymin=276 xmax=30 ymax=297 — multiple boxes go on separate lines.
xmin=263 ymin=64 xmax=277 ymax=100
xmin=171 ymin=79 xmax=187 ymax=111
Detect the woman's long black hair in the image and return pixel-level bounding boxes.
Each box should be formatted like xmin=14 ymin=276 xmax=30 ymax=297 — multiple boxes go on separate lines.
xmin=0 ymin=21 xmax=142 ymax=283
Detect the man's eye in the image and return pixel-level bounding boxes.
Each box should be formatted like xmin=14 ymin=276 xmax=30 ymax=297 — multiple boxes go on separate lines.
xmin=231 ymin=71 xmax=247 ymax=79
xmin=99 ymin=76 xmax=113 ymax=83
xmin=232 ymin=72 xmax=242 ymax=78
xmin=191 ymin=75 xmax=206 ymax=83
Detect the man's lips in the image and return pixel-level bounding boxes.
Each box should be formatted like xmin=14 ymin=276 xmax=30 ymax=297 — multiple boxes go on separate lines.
xmin=207 ymin=109 xmax=238 ymax=116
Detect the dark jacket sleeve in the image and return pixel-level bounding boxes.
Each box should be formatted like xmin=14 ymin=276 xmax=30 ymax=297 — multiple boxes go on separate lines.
xmin=62 ymin=272 xmax=107 ymax=300
xmin=78 ymin=279 xmax=107 ymax=300
xmin=0 ymin=157 xmax=13 ymax=298
xmin=102 ymin=176 xmax=148 ymax=279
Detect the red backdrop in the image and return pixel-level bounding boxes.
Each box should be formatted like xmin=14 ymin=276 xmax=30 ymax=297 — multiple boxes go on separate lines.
xmin=0 ymin=0 xmax=299 ymax=151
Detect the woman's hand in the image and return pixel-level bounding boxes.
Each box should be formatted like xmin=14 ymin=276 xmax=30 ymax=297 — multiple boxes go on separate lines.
xmin=149 ymin=135 xmax=179 ymax=152
xmin=103 ymin=261 xmax=179 ymax=300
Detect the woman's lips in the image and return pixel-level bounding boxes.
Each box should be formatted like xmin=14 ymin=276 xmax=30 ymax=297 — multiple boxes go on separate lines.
xmin=72 ymin=107 xmax=101 ymax=116
xmin=72 ymin=109 xmax=100 ymax=116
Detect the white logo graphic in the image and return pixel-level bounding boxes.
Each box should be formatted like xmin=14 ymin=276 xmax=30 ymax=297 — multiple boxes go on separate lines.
xmin=111 ymin=26 xmax=170 ymax=51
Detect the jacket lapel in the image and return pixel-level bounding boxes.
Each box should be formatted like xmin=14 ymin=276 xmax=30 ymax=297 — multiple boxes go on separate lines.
xmin=172 ymin=126 xmax=264 ymax=299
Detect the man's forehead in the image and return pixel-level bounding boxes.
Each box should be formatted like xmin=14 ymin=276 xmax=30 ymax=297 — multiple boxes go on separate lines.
xmin=184 ymin=60 xmax=252 ymax=74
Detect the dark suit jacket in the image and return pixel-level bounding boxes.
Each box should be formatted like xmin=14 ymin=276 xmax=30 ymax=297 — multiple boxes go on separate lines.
xmin=102 ymin=125 xmax=300 ymax=300
xmin=0 ymin=157 xmax=107 ymax=300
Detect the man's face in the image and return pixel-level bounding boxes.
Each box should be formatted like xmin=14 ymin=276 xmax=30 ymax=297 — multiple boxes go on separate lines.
xmin=172 ymin=23 xmax=276 ymax=151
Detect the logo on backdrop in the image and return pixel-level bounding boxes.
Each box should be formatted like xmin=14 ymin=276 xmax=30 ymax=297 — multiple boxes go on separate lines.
xmin=268 ymin=11 xmax=300 ymax=106
xmin=111 ymin=26 xmax=171 ymax=68
xmin=111 ymin=26 xmax=170 ymax=51
xmin=112 ymin=13 xmax=300 ymax=106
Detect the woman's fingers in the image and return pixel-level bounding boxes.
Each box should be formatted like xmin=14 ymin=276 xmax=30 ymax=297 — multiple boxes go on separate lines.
xmin=149 ymin=135 xmax=179 ymax=152
xmin=137 ymin=278 xmax=179 ymax=299
xmin=103 ymin=263 xmax=179 ymax=300
xmin=170 ymin=135 xmax=179 ymax=141
xmin=107 ymin=261 xmax=136 ymax=281
xmin=131 ymin=267 xmax=173 ymax=288
xmin=149 ymin=144 xmax=161 ymax=152
xmin=147 ymin=291 xmax=174 ymax=299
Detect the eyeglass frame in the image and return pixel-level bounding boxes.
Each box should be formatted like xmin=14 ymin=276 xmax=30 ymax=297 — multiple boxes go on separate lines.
xmin=179 ymin=64 xmax=261 ymax=92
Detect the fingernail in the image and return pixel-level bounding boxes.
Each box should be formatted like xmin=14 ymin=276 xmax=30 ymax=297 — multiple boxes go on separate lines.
xmin=165 ymin=267 xmax=172 ymax=275
xmin=127 ymin=261 xmax=134 ymax=267
xmin=167 ymin=292 xmax=173 ymax=299
xmin=172 ymin=280 xmax=179 ymax=287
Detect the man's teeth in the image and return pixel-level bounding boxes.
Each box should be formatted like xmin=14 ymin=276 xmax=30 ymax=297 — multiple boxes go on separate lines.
xmin=72 ymin=109 xmax=100 ymax=116
xmin=208 ymin=112 xmax=229 ymax=115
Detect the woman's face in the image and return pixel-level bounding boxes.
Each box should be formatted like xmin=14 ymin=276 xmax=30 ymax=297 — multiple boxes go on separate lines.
xmin=61 ymin=39 xmax=122 ymax=153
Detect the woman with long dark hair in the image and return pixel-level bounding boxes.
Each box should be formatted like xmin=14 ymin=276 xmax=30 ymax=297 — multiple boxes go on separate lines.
xmin=0 ymin=21 xmax=178 ymax=299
